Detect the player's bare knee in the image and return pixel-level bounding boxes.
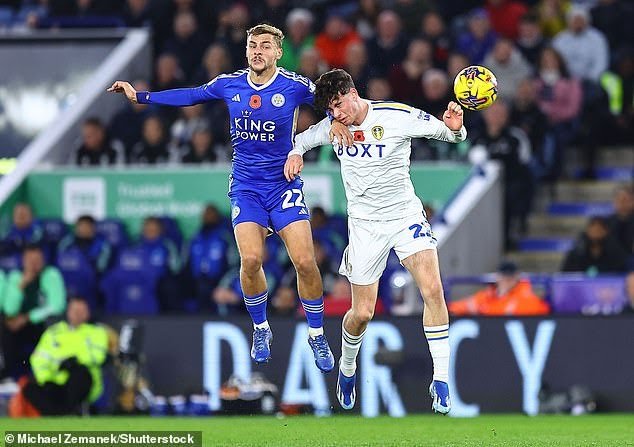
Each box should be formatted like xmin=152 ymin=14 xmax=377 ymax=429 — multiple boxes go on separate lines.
xmin=240 ymin=253 xmax=263 ymax=275
xmin=293 ymin=255 xmax=318 ymax=279
xmin=422 ymin=280 xmax=444 ymax=305
xmin=353 ymin=306 xmax=374 ymax=325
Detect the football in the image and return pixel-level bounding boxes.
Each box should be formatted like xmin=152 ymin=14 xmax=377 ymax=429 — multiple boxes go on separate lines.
xmin=453 ymin=65 xmax=498 ymax=111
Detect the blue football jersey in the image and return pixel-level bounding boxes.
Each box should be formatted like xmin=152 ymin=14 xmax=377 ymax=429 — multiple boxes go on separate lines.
xmin=211 ymin=68 xmax=314 ymax=183
xmin=138 ymin=68 xmax=314 ymax=184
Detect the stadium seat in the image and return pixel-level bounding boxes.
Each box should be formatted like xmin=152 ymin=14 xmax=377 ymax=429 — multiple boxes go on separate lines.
xmin=101 ymin=247 xmax=158 ymax=315
xmin=0 ymin=254 xmax=21 ymax=272
xmin=96 ymin=219 xmax=129 ymax=251
xmin=158 ymin=216 xmax=183 ymax=251
xmin=39 ymin=218 xmax=69 ymax=259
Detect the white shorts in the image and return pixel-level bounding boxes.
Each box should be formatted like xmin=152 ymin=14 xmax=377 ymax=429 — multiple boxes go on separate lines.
xmin=339 ymin=213 xmax=437 ymax=285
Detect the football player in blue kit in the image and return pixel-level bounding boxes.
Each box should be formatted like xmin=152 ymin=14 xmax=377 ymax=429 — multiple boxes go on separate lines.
xmin=108 ymin=24 xmax=352 ymax=372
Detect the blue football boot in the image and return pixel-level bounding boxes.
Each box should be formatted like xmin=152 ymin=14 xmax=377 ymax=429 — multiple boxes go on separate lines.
xmin=429 ymin=380 xmax=451 ymax=414
xmin=251 ymin=327 xmax=273 ymax=364
xmin=308 ymin=334 xmax=335 ymax=373
xmin=336 ymin=368 xmax=356 ymax=410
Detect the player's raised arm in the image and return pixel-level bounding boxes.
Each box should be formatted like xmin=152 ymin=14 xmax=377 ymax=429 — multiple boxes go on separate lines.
xmin=406 ymin=102 xmax=467 ymax=143
xmin=107 ymin=77 xmax=223 ymax=107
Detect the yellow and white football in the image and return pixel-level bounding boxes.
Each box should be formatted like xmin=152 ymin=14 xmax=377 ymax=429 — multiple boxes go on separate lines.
xmin=453 ymin=65 xmax=498 ymax=111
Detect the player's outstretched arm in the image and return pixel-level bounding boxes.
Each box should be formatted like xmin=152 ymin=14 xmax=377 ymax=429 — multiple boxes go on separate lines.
xmin=108 ymin=80 xmax=220 ymax=107
xmin=107 ymin=81 xmax=138 ymax=103
xmin=442 ymin=101 xmax=464 ymax=131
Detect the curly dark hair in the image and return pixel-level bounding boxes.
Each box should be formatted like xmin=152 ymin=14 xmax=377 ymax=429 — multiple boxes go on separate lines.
xmin=314 ymin=69 xmax=356 ymax=112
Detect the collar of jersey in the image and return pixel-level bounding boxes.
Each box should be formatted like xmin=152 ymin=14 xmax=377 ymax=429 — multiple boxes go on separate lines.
xmin=351 ymin=99 xmax=373 ymax=129
xmin=247 ymin=67 xmax=279 ymax=91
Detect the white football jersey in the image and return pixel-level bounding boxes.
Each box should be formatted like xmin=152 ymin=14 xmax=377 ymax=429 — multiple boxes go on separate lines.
xmin=292 ymin=100 xmax=467 ymax=221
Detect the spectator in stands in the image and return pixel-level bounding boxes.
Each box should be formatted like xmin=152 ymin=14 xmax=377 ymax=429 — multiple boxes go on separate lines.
xmin=562 ymin=216 xmax=629 ymax=274
xmin=366 ymin=10 xmax=409 ymax=77
xmin=446 ymin=52 xmax=471 ymax=80
xmin=354 ymin=0 xmax=380 ymax=40
xmin=469 ymin=100 xmax=534 ymax=249
xmin=392 ymin=0 xmax=429 ymax=37
xmin=75 ymin=117 xmax=122 ymax=166
xmin=57 ymin=215 xmax=111 ymax=275
xmin=8 ymin=297 xmax=108 ymax=417
xmin=211 ymin=273 xmax=245 ymax=317
xmin=420 ymin=69 xmax=452 ymax=119
xmin=122 ymin=0 xmax=151 ymax=28
xmin=510 ymin=79 xmax=550 ymax=180
xmin=343 ymin=42 xmax=371 ymax=97
xmin=109 ymin=80 xmax=153 ymax=162
xmin=279 ymin=8 xmax=315 ymax=72
xmin=137 ymin=216 xmax=181 ymax=311
xmin=534 ymin=46 xmax=582 ymax=180
xmin=419 ymin=11 xmax=452 ymax=69
xmin=297 ymin=47 xmax=327 ymax=82
xmin=130 ymin=115 xmax=170 ymax=164
xmin=252 ymin=0 xmax=289 ymax=31
xmin=180 ymin=125 xmax=218 ymax=164
xmin=215 ymin=2 xmax=251 ymax=70
xmin=552 ymin=7 xmax=609 ymax=82
xmin=295 ymin=106 xmax=322 ymax=163
xmin=605 ymin=185 xmax=634 ymax=257
xmin=600 ymin=50 xmax=634 ymax=145
xmin=1 ymin=244 xmax=66 ymax=380
xmin=449 ymin=261 xmax=550 ymax=316
xmin=186 ymin=205 xmax=231 ymax=311
xmin=455 ymin=8 xmax=497 ymax=65
xmin=366 ymin=77 xmax=392 ymax=101
xmin=315 ymin=12 xmax=361 ymax=69
xmin=485 ymin=0 xmax=528 ymax=40
xmin=170 ymin=103 xmax=208 ymax=150
xmin=152 ymin=53 xmax=185 ymax=92
xmin=193 ymin=43 xmax=232 ymax=86
xmin=590 ymin=0 xmax=634 ymax=57
xmin=483 ymin=38 xmax=532 ymax=100
xmin=162 ymin=10 xmax=209 ymax=83
xmin=516 ymin=12 xmax=548 ymax=67
xmin=0 ymin=203 xmax=43 ymax=258
xmin=536 ymin=0 xmax=571 ymax=38
xmin=388 ymin=38 xmax=431 ymax=106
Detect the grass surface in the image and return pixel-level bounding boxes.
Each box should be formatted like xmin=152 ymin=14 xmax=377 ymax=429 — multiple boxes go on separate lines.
xmin=2 ymin=414 xmax=634 ymax=446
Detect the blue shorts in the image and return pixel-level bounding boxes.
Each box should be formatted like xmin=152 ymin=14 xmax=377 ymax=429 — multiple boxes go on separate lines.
xmin=228 ymin=177 xmax=310 ymax=232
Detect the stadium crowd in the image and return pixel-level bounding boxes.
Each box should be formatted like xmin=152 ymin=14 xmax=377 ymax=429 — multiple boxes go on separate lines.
xmin=0 ymin=0 xmax=633 ymax=403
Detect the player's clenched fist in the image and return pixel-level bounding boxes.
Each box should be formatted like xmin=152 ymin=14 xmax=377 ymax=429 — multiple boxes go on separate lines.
xmin=442 ymin=101 xmax=463 ymax=131
xmin=107 ymin=81 xmax=138 ymax=103
xmin=284 ymin=154 xmax=303 ymax=181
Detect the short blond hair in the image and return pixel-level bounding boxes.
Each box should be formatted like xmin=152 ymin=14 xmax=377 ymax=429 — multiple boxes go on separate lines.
xmin=246 ymin=24 xmax=284 ymax=49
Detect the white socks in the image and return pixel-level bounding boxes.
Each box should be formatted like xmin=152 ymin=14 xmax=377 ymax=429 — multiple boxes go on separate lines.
xmin=424 ymin=324 xmax=450 ymax=383
xmin=254 ymin=321 xmax=270 ymax=330
xmin=308 ymin=326 xmax=324 ymax=338
xmin=340 ymin=325 xmax=365 ymax=377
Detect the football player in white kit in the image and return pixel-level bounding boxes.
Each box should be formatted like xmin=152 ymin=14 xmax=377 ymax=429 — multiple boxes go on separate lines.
xmin=284 ymin=69 xmax=466 ymax=414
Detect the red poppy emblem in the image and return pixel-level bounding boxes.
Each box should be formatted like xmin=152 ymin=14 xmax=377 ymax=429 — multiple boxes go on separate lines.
xmin=353 ymin=131 xmax=365 ymax=142
xmin=249 ymin=94 xmax=262 ymax=109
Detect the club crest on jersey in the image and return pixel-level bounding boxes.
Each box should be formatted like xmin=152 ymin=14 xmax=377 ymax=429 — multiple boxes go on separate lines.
xmin=231 ymin=205 xmax=241 ymax=220
xmin=249 ymin=94 xmax=262 ymax=109
xmin=353 ymin=131 xmax=365 ymax=142
xmin=271 ymin=93 xmax=285 ymax=107
xmin=371 ymin=126 xmax=384 ymax=140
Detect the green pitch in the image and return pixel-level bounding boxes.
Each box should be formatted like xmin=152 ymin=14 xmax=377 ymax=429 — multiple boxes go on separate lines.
xmin=2 ymin=414 xmax=634 ymax=447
